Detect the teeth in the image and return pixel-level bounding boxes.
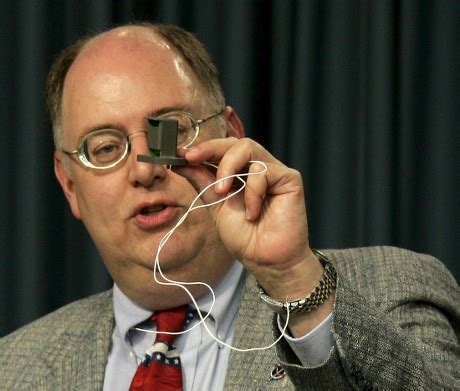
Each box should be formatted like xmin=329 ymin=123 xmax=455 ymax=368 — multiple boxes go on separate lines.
xmin=141 ymin=205 xmax=166 ymax=215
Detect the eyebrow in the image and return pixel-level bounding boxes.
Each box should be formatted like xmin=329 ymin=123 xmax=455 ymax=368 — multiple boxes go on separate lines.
xmin=146 ymin=105 xmax=193 ymax=118
xmin=84 ymin=123 xmax=127 ymax=134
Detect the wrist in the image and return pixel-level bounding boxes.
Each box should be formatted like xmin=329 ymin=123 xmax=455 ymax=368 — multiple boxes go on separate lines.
xmin=258 ymin=250 xmax=337 ymax=315
xmin=255 ymin=249 xmax=323 ymax=300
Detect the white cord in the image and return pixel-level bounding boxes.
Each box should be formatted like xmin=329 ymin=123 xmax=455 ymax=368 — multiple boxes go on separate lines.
xmin=136 ymin=160 xmax=291 ymax=352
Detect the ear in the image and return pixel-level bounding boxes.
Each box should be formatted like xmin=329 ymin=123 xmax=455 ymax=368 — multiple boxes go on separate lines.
xmin=223 ymin=106 xmax=245 ymax=139
xmin=54 ymin=151 xmax=82 ymax=220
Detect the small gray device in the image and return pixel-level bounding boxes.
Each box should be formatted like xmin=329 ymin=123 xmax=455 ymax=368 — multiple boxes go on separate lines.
xmin=137 ymin=118 xmax=187 ymax=166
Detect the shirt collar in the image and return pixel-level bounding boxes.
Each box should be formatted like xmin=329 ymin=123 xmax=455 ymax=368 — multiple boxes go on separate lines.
xmin=113 ymin=260 xmax=245 ymax=343
xmin=191 ymin=260 xmax=244 ymax=334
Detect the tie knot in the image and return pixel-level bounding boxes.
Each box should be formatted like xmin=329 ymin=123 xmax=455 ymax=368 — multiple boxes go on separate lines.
xmin=152 ymin=305 xmax=187 ymax=344
xmin=130 ymin=305 xmax=188 ymax=391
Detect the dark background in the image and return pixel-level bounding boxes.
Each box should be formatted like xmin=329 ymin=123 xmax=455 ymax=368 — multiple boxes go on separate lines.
xmin=1 ymin=0 xmax=458 ymax=337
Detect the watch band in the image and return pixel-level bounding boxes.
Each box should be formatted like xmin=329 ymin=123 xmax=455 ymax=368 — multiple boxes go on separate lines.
xmin=258 ymin=249 xmax=337 ymax=314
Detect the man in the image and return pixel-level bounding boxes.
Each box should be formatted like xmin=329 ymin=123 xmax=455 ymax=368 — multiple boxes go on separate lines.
xmin=0 ymin=22 xmax=458 ymax=390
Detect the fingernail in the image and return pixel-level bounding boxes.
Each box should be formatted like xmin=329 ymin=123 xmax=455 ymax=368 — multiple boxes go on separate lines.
xmin=215 ymin=178 xmax=225 ymax=190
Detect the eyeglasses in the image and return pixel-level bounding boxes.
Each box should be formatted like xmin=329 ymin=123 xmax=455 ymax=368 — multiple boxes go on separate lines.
xmin=61 ymin=109 xmax=224 ymax=170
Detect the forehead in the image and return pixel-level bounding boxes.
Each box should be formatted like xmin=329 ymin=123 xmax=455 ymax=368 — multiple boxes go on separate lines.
xmin=61 ymin=27 xmax=206 ymax=138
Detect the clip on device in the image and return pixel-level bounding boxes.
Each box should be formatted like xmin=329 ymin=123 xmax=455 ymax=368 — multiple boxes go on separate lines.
xmin=137 ymin=118 xmax=187 ymax=166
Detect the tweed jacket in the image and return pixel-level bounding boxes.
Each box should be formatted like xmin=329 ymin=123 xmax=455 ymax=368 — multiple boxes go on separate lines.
xmin=0 ymin=246 xmax=458 ymax=390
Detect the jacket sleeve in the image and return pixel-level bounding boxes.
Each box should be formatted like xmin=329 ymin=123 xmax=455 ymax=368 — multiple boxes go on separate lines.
xmin=275 ymin=246 xmax=460 ymax=390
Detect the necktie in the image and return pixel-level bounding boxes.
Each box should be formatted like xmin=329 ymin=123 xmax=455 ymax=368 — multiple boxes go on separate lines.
xmin=129 ymin=305 xmax=187 ymax=391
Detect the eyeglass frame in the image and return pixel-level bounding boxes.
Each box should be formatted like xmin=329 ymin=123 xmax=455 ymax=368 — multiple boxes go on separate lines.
xmin=60 ymin=108 xmax=225 ymax=170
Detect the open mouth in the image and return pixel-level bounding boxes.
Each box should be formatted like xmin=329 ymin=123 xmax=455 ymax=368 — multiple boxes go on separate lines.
xmin=140 ymin=204 xmax=167 ymax=216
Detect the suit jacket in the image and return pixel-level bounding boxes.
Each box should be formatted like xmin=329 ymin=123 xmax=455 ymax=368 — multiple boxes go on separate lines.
xmin=0 ymin=246 xmax=458 ymax=390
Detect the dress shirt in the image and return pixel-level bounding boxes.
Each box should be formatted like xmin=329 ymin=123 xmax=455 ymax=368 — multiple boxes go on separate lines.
xmin=104 ymin=260 xmax=333 ymax=390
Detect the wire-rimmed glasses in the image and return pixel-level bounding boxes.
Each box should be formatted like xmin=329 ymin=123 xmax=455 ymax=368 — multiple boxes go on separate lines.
xmin=61 ymin=108 xmax=224 ymax=170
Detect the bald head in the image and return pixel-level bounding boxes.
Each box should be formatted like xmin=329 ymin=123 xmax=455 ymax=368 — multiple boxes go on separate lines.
xmin=47 ymin=23 xmax=225 ymax=149
xmin=74 ymin=25 xmax=174 ymax=64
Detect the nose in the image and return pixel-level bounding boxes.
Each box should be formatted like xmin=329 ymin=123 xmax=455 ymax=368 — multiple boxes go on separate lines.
xmin=127 ymin=131 xmax=167 ymax=187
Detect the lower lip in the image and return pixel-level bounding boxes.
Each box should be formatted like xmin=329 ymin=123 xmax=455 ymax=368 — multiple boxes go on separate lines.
xmin=133 ymin=206 xmax=179 ymax=230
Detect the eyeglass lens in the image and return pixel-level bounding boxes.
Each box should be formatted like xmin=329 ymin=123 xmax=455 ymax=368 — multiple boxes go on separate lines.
xmin=154 ymin=112 xmax=198 ymax=148
xmin=80 ymin=129 xmax=127 ymax=167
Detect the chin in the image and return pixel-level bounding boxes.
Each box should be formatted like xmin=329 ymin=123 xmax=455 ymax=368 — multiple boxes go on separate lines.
xmin=128 ymin=268 xmax=210 ymax=311
xmin=135 ymin=244 xmax=197 ymax=278
xmin=151 ymin=233 xmax=206 ymax=267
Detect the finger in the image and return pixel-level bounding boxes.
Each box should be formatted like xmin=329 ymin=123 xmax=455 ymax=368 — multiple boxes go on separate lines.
xmin=245 ymin=163 xmax=304 ymax=220
xmin=216 ymin=139 xmax=287 ymax=196
xmin=183 ymin=138 xmax=247 ymax=194
xmin=172 ymin=164 xmax=221 ymax=206
xmin=182 ymin=137 xmax=240 ymax=164
xmin=244 ymin=162 xmax=268 ymax=221
xmin=214 ymin=139 xmax=280 ymax=195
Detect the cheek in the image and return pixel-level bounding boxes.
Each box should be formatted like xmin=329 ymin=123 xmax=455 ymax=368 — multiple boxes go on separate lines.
xmin=75 ymin=173 xmax=124 ymax=219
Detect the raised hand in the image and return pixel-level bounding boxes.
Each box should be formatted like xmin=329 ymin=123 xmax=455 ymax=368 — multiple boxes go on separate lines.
xmin=174 ymin=137 xmax=322 ymax=303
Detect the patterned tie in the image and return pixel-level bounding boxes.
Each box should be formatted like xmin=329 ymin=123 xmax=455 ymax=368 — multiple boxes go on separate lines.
xmin=129 ymin=305 xmax=188 ymax=391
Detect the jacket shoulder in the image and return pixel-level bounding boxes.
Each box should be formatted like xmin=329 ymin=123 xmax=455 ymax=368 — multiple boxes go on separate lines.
xmin=0 ymin=290 xmax=113 ymax=387
xmin=1 ymin=289 xmax=113 ymax=343
xmin=326 ymin=246 xmax=459 ymax=320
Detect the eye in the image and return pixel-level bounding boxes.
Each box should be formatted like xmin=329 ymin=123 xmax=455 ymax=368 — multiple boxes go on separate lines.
xmin=153 ymin=112 xmax=196 ymax=148
xmin=87 ymin=142 xmax=122 ymax=164
xmin=94 ymin=142 xmax=120 ymax=156
xmin=176 ymin=124 xmax=188 ymax=140
xmin=84 ymin=131 xmax=126 ymax=164
xmin=168 ymin=115 xmax=193 ymax=146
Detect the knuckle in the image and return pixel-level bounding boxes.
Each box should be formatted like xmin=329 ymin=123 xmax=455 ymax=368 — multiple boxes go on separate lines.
xmin=239 ymin=137 xmax=256 ymax=149
xmin=248 ymin=162 xmax=265 ymax=173
xmin=290 ymin=168 xmax=302 ymax=178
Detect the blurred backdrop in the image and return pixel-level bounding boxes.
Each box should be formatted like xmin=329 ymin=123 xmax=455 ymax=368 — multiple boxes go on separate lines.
xmin=1 ymin=0 xmax=458 ymax=337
